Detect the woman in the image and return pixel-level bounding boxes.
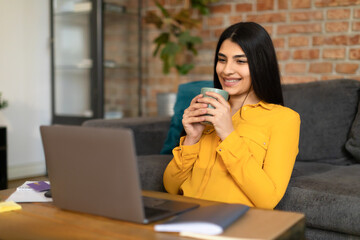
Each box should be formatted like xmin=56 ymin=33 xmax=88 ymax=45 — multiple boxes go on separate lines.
xmin=163 ymin=22 xmax=300 ymax=209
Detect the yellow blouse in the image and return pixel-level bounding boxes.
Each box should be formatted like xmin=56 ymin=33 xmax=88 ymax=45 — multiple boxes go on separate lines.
xmin=163 ymin=101 xmax=300 ymax=209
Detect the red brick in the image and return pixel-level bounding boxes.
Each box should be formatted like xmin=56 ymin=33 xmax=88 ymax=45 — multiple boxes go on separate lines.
xmin=279 ymin=0 xmax=288 ymax=9
xmin=235 ymin=3 xmax=252 ymax=12
xmin=355 ymin=8 xmax=360 ymax=18
xmin=273 ymin=38 xmax=285 ymax=48
xmin=315 ymin=0 xmax=360 ymax=7
xmin=289 ymin=36 xmax=309 ymax=47
xmin=214 ymin=29 xmax=224 ymax=38
xmin=327 ymin=35 xmax=349 ymax=45
xmin=323 ymin=48 xmax=346 ymax=59
xmin=290 ymin=11 xmax=323 ymax=22
xmin=257 ymin=0 xmax=274 ymax=11
xmin=353 ymin=22 xmax=360 ymax=31
xmin=277 ymin=23 xmax=322 ymax=34
xmin=292 ymin=0 xmax=311 ymax=8
xmin=316 ymin=35 xmax=360 ymax=45
xmin=327 ymin=9 xmax=351 ymax=19
xmin=326 ymin=22 xmax=349 ymax=32
xmin=210 ymin=4 xmax=231 ymax=14
xmin=198 ymin=29 xmax=211 ymax=39
xmin=285 ymin=63 xmax=307 ymax=73
xmin=349 ymin=35 xmax=360 ymax=45
xmin=309 ymin=62 xmax=333 ymax=73
xmin=293 ymin=49 xmax=320 ymax=59
xmin=207 ymin=16 xmax=224 ymax=27
xmin=313 ymin=36 xmax=324 ymax=46
xmin=276 ymin=50 xmax=291 ymax=60
xmin=229 ymin=16 xmax=244 ymax=25
xmin=194 ymin=51 xmax=214 ymax=65
xmin=321 ymin=75 xmax=345 ymax=80
xmin=281 ymin=76 xmax=318 ymax=84
xmin=336 ymin=63 xmax=359 ymax=74
xmin=198 ymin=40 xmax=217 ymax=50
xmin=192 ymin=65 xmax=213 ymax=75
xmin=246 ymin=13 xmax=286 ymax=23
xmin=350 ymin=48 xmax=360 ymax=59
xmin=264 ymin=25 xmax=274 ymax=35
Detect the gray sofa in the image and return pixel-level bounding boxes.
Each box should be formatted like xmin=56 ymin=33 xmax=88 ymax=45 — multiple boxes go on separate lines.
xmin=83 ymin=79 xmax=360 ymax=240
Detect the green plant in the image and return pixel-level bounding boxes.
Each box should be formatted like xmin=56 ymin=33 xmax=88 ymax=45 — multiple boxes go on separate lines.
xmin=0 ymin=93 xmax=8 ymax=110
xmin=145 ymin=0 xmax=217 ymax=75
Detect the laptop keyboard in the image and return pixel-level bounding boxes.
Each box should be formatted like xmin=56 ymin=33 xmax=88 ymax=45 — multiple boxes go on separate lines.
xmin=143 ymin=196 xmax=169 ymax=208
xmin=141 ymin=196 xmax=199 ymax=222
xmin=144 ymin=206 xmax=170 ymax=218
xmin=142 ymin=196 xmax=171 ymax=219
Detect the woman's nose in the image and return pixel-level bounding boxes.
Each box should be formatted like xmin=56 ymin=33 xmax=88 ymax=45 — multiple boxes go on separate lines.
xmin=223 ymin=62 xmax=235 ymax=75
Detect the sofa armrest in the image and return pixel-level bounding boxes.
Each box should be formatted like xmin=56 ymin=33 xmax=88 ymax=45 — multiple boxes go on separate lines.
xmin=137 ymin=154 xmax=172 ymax=192
xmin=82 ymin=116 xmax=171 ymax=155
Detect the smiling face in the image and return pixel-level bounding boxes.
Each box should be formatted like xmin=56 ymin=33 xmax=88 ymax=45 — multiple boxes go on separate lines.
xmin=216 ymin=39 xmax=258 ymax=105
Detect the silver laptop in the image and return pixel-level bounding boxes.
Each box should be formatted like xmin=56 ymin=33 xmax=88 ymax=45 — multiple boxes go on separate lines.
xmin=40 ymin=125 xmax=199 ymax=224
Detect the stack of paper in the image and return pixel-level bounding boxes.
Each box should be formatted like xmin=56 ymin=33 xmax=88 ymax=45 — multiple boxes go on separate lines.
xmin=6 ymin=181 xmax=52 ymax=203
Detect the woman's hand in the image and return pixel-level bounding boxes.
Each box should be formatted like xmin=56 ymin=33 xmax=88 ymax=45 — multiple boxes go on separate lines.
xmin=197 ymin=91 xmax=234 ymax=141
xmin=182 ymin=94 xmax=208 ymax=145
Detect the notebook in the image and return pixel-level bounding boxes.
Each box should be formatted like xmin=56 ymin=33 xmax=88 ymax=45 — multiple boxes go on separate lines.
xmin=40 ymin=125 xmax=199 ymax=224
xmin=155 ymin=203 xmax=249 ymax=235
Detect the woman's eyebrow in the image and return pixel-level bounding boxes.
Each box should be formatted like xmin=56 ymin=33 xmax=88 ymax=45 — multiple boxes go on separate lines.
xmin=218 ymin=53 xmax=246 ymax=58
xmin=233 ymin=54 xmax=246 ymax=58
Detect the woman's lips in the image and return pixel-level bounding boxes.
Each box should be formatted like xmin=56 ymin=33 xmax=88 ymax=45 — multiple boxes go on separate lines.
xmin=223 ymin=78 xmax=242 ymax=87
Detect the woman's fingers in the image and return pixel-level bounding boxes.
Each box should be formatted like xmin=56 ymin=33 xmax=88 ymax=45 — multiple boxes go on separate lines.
xmin=186 ymin=103 xmax=208 ymax=112
xmin=190 ymin=94 xmax=204 ymax=105
xmin=183 ymin=115 xmax=206 ymax=125
xmin=203 ymin=91 xmax=228 ymax=104
xmin=184 ymin=107 xmax=207 ymax=117
xmin=197 ymin=95 xmax=229 ymax=111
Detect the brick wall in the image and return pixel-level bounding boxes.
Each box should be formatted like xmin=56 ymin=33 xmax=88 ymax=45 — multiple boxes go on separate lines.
xmin=141 ymin=0 xmax=360 ymax=116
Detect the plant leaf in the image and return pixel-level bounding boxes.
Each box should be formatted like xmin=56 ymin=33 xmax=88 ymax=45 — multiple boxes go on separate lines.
xmin=173 ymin=9 xmax=199 ymax=29
xmin=176 ymin=64 xmax=194 ymax=75
xmin=178 ymin=31 xmax=202 ymax=48
xmin=162 ymin=55 xmax=171 ymax=74
xmin=144 ymin=11 xmax=163 ymax=29
xmin=160 ymin=42 xmax=181 ymax=58
xmin=155 ymin=1 xmax=170 ymax=18
xmin=160 ymin=42 xmax=180 ymax=74
xmin=153 ymin=33 xmax=170 ymax=56
xmin=191 ymin=0 xmax=218 ymax=16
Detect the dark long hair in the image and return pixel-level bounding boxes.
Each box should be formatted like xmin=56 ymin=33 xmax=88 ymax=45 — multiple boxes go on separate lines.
xmin=213 ymin=22 xmax=284 ymax=105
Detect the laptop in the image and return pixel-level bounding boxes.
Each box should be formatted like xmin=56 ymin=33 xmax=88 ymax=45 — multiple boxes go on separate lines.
xmin=40 ymin=125 xmax=199 ymax=224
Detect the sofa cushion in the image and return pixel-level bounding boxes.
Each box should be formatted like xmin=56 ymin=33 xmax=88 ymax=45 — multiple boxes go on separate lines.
xmin=290 ymin=161 xmax=339 ymax=178
xmin=282 ymin=79 xmax=360 ymax=163
xmin=160 ymin=80 xmax=213 ymax=154
xmin=305 ymin=227 xmax=360 ymax=240
xmin=277 ymin=163 xmax=360 ymax=235
xmin=345 ymin=100 xmax=360 ymax=162
xmin=137 ymin=154 xmax=172 ymax=192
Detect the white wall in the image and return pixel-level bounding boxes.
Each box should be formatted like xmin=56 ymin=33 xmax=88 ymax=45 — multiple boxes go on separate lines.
xmin=0 ymin=0 xmax=51 ymax=179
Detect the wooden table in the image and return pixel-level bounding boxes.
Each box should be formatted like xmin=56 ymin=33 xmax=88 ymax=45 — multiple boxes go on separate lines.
xmin=0 ymin=188 xmax=305 ymax=240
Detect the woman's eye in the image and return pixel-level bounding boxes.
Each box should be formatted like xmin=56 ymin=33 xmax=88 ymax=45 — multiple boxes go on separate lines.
xmin=218 ymin=58 xmax=226 ymax=63
xmin=237 ymin=59 xmax=248 ymax=64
